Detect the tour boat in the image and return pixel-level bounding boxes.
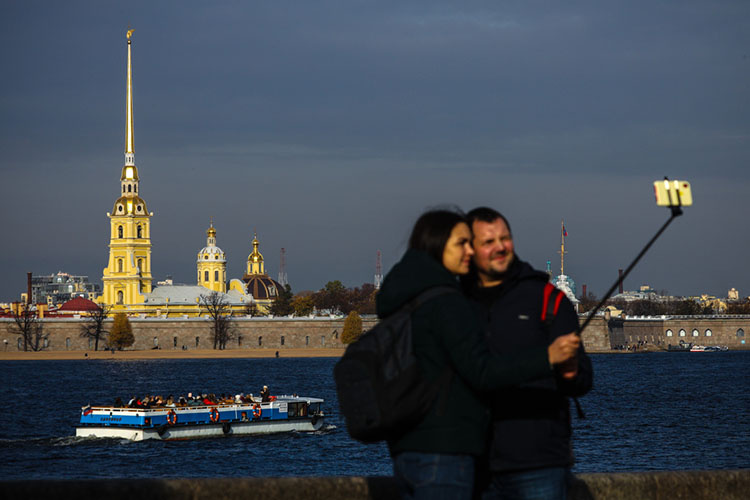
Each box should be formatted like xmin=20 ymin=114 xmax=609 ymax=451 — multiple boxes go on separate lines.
xmin=76 ymin=395 xmax=325 ymax=441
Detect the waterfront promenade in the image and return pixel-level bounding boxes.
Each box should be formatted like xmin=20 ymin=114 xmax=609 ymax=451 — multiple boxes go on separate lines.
xmin=0 ymin=347 xmax=345 ymax=361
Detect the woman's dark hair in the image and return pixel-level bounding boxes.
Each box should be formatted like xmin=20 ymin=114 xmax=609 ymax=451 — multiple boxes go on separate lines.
xmin=408 ymin=208 xmax=467 ymax=263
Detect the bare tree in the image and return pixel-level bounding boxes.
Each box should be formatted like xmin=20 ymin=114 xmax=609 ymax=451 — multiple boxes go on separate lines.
xmin=8 ymin=302 xmax=48 ymax=351
xmin=200 ymin=291 xmax=236 ymax=349
xmin=80 ymin=304 xmax=111 ymax=351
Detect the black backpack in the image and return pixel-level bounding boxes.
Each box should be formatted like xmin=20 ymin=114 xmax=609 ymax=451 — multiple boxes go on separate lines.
xmin=334 ymin=286 xmax=457 ymax=443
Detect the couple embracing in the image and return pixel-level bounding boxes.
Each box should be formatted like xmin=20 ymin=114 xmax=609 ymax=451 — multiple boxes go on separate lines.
xmin=377 ymin=207 xmax=592 ymax=500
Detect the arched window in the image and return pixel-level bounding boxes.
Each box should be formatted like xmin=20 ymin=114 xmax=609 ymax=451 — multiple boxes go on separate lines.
xmin=215 ymin=270 xmax=219 ymax=281
xmin=705 ymin=329 xmax=712 ymax=337
xmin=128 ymin=185 xmax=132 ymax=192
xmin=195 ymin=336 xmax=200 ymax=347
xmin=321 ymin=336 xmax=325 ymax=346
xmin=692 ymin=329 xmax=699 ymax=337
xmin=134 ymin=185 xmax=137 ymax=193
xmin=280 ymin=335 xmax=285 ymax=346
xmin=258 ymin=336 xmax=262 ymax=346
xmin=173 ymin=337 xmax=178 ymax=348
xmin=18 ymin=338 xmax=22 ymax=350
xmin=204 ymin=271 xmax=209 ymax=282
xmin=306 ymin=336 xmax=310 ymax=346
xmin=118 ymin=226 xmax=123 ymax=238
xmin=137 ymin=225 xmax=142 ymax=238
xmin=238 ymin=335 xmax=243 ymax=346
xmin=66 ymin=337 xmax=71 ymax=349
xmin=153 ymin=337 xmax=159 ymax=347
xmin=122 ymin=185 xmax=126 ymax=193
xmin=117 ymin=291 xmax=124 ymax=304
xmin=679 ymin=329 xmax=686 ymax=337
xmin=738 ymin=329 xmax=745 ymax=338
xmin=666 ymin=329 xmax=673 ymax=337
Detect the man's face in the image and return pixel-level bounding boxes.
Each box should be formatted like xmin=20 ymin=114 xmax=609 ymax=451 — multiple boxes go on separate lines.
xmin=471 ymin=218 xmax=515 ymax=286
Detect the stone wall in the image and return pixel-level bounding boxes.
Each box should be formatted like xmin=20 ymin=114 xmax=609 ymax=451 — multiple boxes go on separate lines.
xmin=3 ymin=314 xmax=747 ymax=353
xmin=1 ymin=470 xmax=748 ymax=500
xmin=0 ymin=317 xmax=378 ymax=352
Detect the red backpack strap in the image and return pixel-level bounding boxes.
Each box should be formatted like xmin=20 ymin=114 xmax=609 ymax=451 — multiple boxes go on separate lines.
xmin=541 ymin=283 xmax=564 ymax=325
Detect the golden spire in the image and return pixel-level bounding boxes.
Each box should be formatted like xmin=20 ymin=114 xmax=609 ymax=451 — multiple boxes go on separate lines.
xmin=558 ymin=220 xmax=567 ymax=275
xmin=125 ymin=27 xmax=135 ymax=166
xmin=207 ymin=218 xmax=216 ymax=238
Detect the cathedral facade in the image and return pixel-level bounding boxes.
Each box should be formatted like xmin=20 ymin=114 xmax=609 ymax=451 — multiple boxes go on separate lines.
xmin=98 ymin=31 xmax=284 ymax=317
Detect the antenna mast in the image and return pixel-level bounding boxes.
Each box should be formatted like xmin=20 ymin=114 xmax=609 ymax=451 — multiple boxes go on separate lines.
xmin=374 ymin=250 xmax=383 ymax=290
xmin=278 ymin=248 xmax=288 ymax=286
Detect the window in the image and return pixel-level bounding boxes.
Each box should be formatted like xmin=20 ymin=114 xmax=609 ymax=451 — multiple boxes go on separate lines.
xmin=321 ymin=335 xmax=325 ymax=346
xmin=18 ymin=338 xmax=22 ymax=350
xmin=153 ymin=337 xmax=159 ymax=347
xmin=666 ymin=329 xmax=673 ymax=337
xmin=137 ymin=225 xmax=142 ymax=238
xmin=204 ymin=271 xmax=209 ymax=282
xmin=258 ymin=336 xmax=262 ymax=346
xmin=306 ymin=336 xmax=309 ymax=346
xmin=118 ymin=259 xmax=123 ymax=273
xmin=66 ymin=337 xmax=71 ymax=349
xmin=679 ymin=329 xmax=686 ymax=337
xmin=738 ymin=329 xmax=745 ymax=338
xmin=195 ymin=336 xmax=200 ymax=347
xmin=117 ymin=291 xmax=124 ymax=304
xmin=215 ymin=270 xmax=219 ymax=281
xmin=692 ymin=329 xmax=699 ymax=337
xmin=173 ymin=337 xmax=178 ymax=348
xmin=123 ymin=185 xmax=126 ymax=193
xmin=88 ymin=338 xmax=93 ymax=349
xmin=43 ymin=338 xmax=49 ymax=348
xmin=128 ymin=185 xmax=132 ymax=192
xmin=118 ymin=226 xmax=123 ymax=238
xmin=705 ymin=329 xmax=712 ymax=337
xmin=281 ymin=336 xmax=285 ymax=346
xmin=137 ymin=259 xmax=143 ymax=271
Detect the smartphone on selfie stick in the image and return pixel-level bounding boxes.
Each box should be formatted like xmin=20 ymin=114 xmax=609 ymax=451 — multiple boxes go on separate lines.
xmin=577 ymin=178 xmax=692 ymax=335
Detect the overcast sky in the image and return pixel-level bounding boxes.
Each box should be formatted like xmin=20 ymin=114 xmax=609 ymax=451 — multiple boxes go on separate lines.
xmin=1 ymin=1 xmax=749 ymax=302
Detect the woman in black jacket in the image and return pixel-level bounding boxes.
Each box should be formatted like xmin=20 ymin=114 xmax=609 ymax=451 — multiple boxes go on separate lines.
xmin=378 ymin=209 xmax=580 ymax=500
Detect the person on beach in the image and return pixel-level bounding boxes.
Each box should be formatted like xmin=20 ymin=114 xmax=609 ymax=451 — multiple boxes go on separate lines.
xmin=377 ymin=208 xmax=581 ymax=500
xmin=464 ymin=207 xmax=593 ymax=500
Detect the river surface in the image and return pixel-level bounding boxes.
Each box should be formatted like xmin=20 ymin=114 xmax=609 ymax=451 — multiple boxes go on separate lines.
xmin=1 ymin=352 xmax=748 ymax=480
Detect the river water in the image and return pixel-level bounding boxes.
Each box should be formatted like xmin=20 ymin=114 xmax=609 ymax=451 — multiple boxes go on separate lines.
xmin=0 ymin=352 xmax=747 ymax=480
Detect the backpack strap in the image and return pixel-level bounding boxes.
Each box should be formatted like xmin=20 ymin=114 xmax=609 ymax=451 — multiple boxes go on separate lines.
xmin=542 ymin=282 xmax=586 ymax=419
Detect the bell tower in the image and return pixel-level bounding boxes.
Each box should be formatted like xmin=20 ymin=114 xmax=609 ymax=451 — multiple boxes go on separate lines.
xmin=101 ymin=29 xmax=153 ymax=308
xmin=197 ymin=221 xmax=227 ymax=293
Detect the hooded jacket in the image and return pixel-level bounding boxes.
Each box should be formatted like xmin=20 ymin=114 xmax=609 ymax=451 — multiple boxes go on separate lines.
xmin=376 ymin=249 xmax=554 ymax=456
xmin=467 ymin=257 xmax=593 ymax=471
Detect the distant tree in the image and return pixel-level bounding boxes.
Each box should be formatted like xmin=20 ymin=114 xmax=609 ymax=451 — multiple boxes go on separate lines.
xmin=245 ymin=301 xmax=260 ymax=317
xmin=727 ymin=301 xmax=750 ymax=315
xmin=578 ymin=292 xmax=600 ymax=314
xmin=341 ymin=311 xmax=363 ymax=344
xmin=108 ymin=313 xmax=135 ymax=350
xmin=269 ymin=284 xmax=294 ymax=317
xmin=291 ymin=294 xmax=315 ymax=317
xmin=200 ymin=291 xmax=236 ymax=349
xmin=312 ymin=280 xmax=349 ymax=314
xmin=671 ymin=299 xmax=703 ymax=316
xmin=8 ymin=302 xmax=47 ymax=351
xmin=348 ymin=283 xmax=377 ymax=315
xmin=80 ymin=304 xmax=111 ymax=351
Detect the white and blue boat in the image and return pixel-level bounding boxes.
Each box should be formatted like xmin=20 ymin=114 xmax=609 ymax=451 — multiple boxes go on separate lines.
xmin=76 ymin=395 xmax=325 ymax=441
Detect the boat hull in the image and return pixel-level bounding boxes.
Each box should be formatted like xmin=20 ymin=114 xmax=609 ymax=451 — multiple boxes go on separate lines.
xmin=76 ymin=396 xmax=325 ymax=441
xmin=76 ymin=416 xmax=324 ymax=441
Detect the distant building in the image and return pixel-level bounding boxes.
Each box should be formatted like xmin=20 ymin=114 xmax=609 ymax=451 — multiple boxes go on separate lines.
xmin=611 ymin=285 xmax=659 ymax=302
xmin=30 ymin=272 xmax=101 ymax=306
xmin=728 ymin=288 xmax=739 ymax=301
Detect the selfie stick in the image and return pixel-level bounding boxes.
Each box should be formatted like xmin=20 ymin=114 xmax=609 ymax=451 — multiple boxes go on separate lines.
xmin=577 ymin=179 xmax=684 ymax=335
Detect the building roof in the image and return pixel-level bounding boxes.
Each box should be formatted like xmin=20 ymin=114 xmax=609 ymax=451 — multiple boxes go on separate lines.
xmin=242 ymin=275 xmax=283 ymax=300
xmin=144 ymin=285 xmax=250 ymax=305
xmin=58 ymin=297 xmax=100 ymax=312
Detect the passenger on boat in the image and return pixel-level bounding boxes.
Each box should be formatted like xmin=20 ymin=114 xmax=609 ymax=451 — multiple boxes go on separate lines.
xmin=260 ymin=385 xmax=270 ymax=402
xmin=114 ymin=397 xmax=124 ymax=408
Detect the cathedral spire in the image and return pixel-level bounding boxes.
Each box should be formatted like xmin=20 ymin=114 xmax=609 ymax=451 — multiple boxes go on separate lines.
xmin=125 ymin=28 xmax=135 ymax=166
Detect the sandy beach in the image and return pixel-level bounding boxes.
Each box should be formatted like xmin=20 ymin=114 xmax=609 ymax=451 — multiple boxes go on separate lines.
xmin=0 ymin=348 xmax=346 ymax=361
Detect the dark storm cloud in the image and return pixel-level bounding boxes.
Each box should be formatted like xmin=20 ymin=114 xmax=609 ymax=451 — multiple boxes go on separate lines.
xmin=1 ymin=1 xmax=749 ymax=301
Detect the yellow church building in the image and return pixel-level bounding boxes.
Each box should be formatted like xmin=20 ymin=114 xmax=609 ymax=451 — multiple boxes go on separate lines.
xmin=98 ymin=31 xmax=284 ymax=317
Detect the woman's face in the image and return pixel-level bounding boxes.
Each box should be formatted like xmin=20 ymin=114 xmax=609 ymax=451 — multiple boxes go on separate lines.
xmin=442 ymin=222 xmax=475 ymax=275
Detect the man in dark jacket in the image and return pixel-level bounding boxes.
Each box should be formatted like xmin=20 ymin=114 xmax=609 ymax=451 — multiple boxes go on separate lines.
xmin=466 ymin=207 xmax=593 ymax=500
